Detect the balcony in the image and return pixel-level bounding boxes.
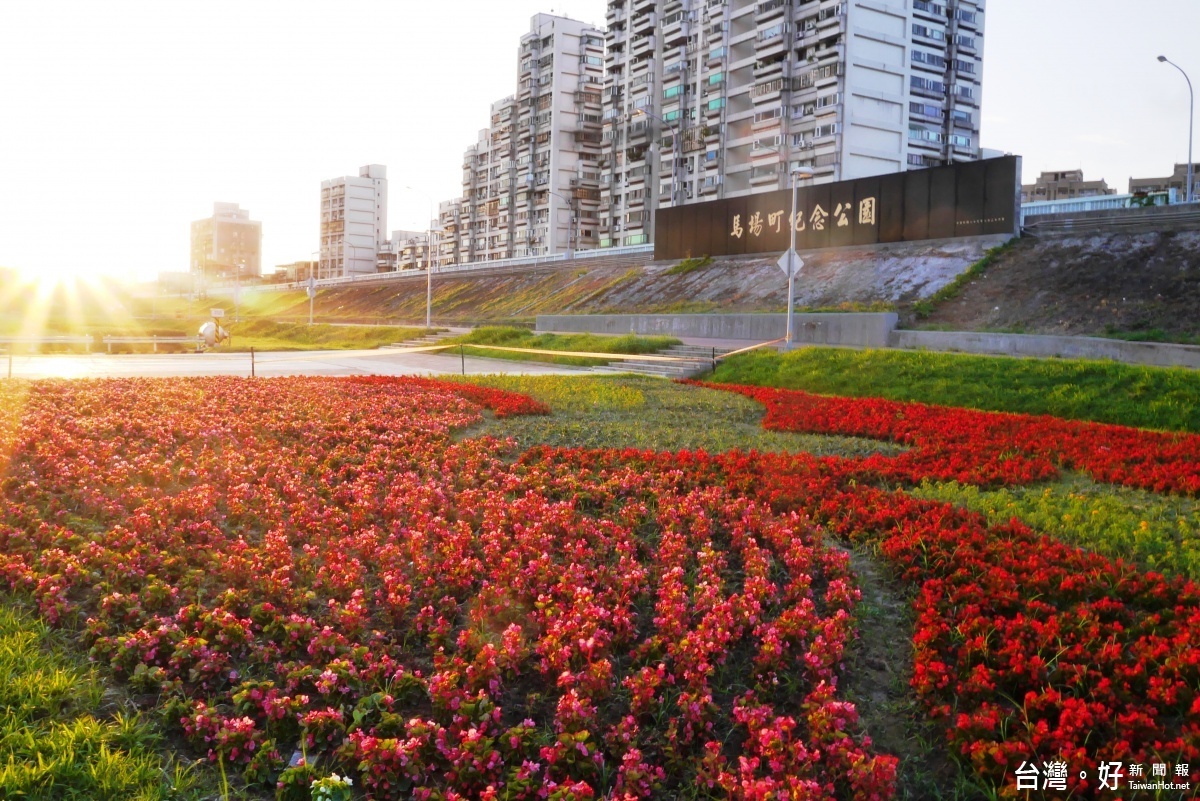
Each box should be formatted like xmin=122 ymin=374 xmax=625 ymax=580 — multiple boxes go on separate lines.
xmin=755 ymin=0 xmax=785 ymax=21
xmin=750 ymin=164 xmax=781 ymax=183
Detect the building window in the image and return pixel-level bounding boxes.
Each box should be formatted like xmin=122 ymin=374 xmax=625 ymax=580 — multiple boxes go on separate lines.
xmin=912 ymin=24 xmax=945 ymax=41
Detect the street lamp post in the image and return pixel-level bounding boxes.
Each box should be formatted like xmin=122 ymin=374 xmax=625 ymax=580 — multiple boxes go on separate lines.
xmin=633 ymin=108 xmax=682 ymax=207
xmin=1158 ymin=56 xmax=1195 ymax=203
xmin=542 ymin=186 xmax=578 ymax=259
xmin=308 ymin=250 xmax=320 ymax=326
xmin=786 ymin=166 xmax=815 ymax=349
xmin=405 ymin=186 xmax=437 ymax=330
xmin=234 ymin=259 xmax=243 ymax=322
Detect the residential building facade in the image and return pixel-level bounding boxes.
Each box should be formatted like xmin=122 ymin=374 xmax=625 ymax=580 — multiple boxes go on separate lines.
xmin=1129 ymin=163 xmax=1200 ymax=199
xmin=273 ymin=260 xmax=318 ymax=282
xmin=190 ymin=202 xmax=262 ymax=281
xmin=437 ymin=198 xmax=466 ymax=267
xmin=319 ymin=164 xmax=388 ymax=279
xmin=380 ymin=230 xmax=430 ymax=272
xmin=599 ymin=0 xmax=986 ymax=247
xmin=451 ymin=14 xmax=606 ymax=263
xmin=1021 ymin=170 xmax=1116 ymax=204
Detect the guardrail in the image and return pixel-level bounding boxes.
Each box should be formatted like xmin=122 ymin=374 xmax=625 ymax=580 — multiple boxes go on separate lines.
xmin=222 ymin=244 xmax=657 ymax=295
xmin=0 ymin=336 xmax=93 ymax=353
xmin=102 ymin=335 xmax=205 ymax=353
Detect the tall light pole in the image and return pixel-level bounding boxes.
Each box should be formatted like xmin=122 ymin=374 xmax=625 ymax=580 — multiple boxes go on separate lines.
xmin=786 ymin=166 xmax=815 ymax=349
xmin=541 ymin=186 xmax=578 ymax=259
xmin=308 ymin=250 xmax=319 ymax=326
xmin=1158 ymin=56 xmax=1195 ymax=203
xmin=633 ymin=107 xmax=683 ymax=207
xmin=405 ymin=186 xmax=437 ymax=330
xmin=234 ymin=259 xmax=243 ymax=322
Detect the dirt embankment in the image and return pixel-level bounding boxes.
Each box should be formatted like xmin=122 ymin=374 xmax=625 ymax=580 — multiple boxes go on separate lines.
xmin=160 ymin=228 xmax=1200 ymax=342
xmin=240 ymin=237 xmax=998 ymax=324
xmin=911 ymin=231 xmax=1200 ymax=340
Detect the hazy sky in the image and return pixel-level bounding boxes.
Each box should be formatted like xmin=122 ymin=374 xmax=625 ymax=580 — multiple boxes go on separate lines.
xmin=0 ymin=1 xmax=1196 ymax=280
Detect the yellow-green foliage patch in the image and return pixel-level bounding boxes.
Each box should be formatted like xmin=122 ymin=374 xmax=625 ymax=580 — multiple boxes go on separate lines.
xmin=911 ymin=474 xmax=1200 ymax=582
xmin=0 ymin=602 xmax=202 ymax=800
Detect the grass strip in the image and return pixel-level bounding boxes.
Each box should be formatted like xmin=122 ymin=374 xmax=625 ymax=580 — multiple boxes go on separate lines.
xmin=912 ymin=238 xmax=1016 ymax=319
xmin=218 ymin=320 xmax=427 ymax=352
xmin=709 ymin=347 xmax=1200 ymax=433
xmin=450 ymin=326 xmax=680 ymax=367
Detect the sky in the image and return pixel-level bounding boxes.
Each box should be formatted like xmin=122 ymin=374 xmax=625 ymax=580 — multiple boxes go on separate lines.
xmin=0 ymin=0 xmax=1196 ymax=281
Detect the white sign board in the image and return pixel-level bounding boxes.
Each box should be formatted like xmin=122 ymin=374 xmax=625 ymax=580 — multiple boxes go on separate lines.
xmin=776 ymin=249 xmax=804 ymax=278
xmin=210 ymin=308 xmax=225 ymax=319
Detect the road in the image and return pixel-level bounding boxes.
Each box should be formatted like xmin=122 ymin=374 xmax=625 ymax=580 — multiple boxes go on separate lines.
xmin=0 ymin=348 xmax=592 ymax=379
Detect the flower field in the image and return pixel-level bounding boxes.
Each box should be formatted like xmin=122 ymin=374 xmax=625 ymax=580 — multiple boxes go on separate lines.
xmin=1 ymin=375 xmax=1198 ymax=799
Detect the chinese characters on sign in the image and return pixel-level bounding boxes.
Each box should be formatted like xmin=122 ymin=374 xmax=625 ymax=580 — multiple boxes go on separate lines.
xmin=652 ymin=155 xmax=1021 ymax=261
xmin=733 ymin=198 xmax=876 ymax=239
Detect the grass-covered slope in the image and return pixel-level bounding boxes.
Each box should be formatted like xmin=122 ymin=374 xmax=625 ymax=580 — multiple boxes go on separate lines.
xmin=710 ymin=347 xmax=1200 ymax=433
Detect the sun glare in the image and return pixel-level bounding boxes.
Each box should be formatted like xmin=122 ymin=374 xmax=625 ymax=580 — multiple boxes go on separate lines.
xmin=1 ymin=261 xmax=142 ymax=347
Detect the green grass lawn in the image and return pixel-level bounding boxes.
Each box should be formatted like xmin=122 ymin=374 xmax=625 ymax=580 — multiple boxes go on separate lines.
xmin=448 ymin=326 xmax=681 ymax=367
xmin=216 ymin=320 xmax=428 ymax=352
xmin=453 ymin=374 xmax=903 ymax=458
xmin=710 ymin=347 xmax=1200 ymax=433
xmin=0 ymin=601 xmax=205 ymax=800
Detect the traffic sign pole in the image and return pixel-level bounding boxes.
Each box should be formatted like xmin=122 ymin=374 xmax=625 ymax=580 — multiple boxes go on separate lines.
xmin=307 ymin=276 xmax=316 ymax=326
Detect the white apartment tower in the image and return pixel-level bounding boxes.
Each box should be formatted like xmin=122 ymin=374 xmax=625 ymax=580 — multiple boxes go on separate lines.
xmin=452 ymin=14 xmax=606 ymax=262
xmin=319 ymin=164 xmax=388 ymax=278
xmin=600 ymin=0 xmax=986 ymax=247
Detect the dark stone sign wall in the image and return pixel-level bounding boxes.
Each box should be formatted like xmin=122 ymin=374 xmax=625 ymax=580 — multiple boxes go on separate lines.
xmin=653 ymin=155 xmax=1021 ymax=261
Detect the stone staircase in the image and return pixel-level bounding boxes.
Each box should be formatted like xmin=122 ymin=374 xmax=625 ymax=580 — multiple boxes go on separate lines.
xmin=591 ymin=344 xmax=733 ymax=379
xmin=381 ymin=330 xmax=459 ymax=350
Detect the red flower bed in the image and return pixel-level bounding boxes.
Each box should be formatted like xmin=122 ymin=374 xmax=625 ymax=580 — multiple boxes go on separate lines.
xmin=3 ymin=375 xmax=1198 ymax=798
xmin=688 ymin=381 xmax=1200 ymax=495
xmin=0 ymin=377 xmax=894 ymax=799
xmin=525 ymin=444 xmax=1200 ymax=797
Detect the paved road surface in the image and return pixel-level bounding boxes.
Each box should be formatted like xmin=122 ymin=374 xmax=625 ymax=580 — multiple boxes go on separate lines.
xmin=1 ymin=348 xmax=592 ymax=380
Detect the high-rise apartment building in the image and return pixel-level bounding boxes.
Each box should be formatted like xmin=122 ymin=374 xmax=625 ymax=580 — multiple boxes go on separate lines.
xmin=452 ymin=14 xmax=606 ymax=262
xmin=319 ymin=164 xmax=388 ymax=278
xmin=600 ymin=0 xmax=986 ymax=247
xmin=190 ymin=202 xmax=262 ymax=280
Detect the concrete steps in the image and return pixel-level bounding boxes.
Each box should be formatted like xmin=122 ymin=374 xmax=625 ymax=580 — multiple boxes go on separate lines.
xmin=591 ymin=344 xmax=732 ymax=379
xmin=382 ymin=331 xmax=458 ymax=350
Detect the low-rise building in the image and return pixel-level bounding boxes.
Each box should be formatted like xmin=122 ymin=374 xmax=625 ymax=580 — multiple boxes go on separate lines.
xmin=1021 ymin=170 xmax=1115 ymax=204
xmin=1129 ymin=163 xmax=1199 ymax=198
xmin=190 ymin=202 xmax=262 ymax=281
xmin=274 ymin=260 xmax=318 ymax=282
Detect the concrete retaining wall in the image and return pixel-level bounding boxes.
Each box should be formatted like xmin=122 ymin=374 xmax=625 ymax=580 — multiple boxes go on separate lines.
xmin=1024 ymin=203 xmax=1200 ymax=235
xmin=892 ymin=330 xmax=1200 ymax=369
xmin=540 ymin=313 xmax=1200 ymax=370
xmin=538 ymin=313 xmax=899 ymax=348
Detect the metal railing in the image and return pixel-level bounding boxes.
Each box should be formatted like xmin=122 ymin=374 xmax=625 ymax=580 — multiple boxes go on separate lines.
xmin=102 ymin=335 xmax=205 ymax=353
xmin=0 ymin=336 xmax=93 ymax=352
xmin=239 ymin=244 xmax=656 ymax=295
